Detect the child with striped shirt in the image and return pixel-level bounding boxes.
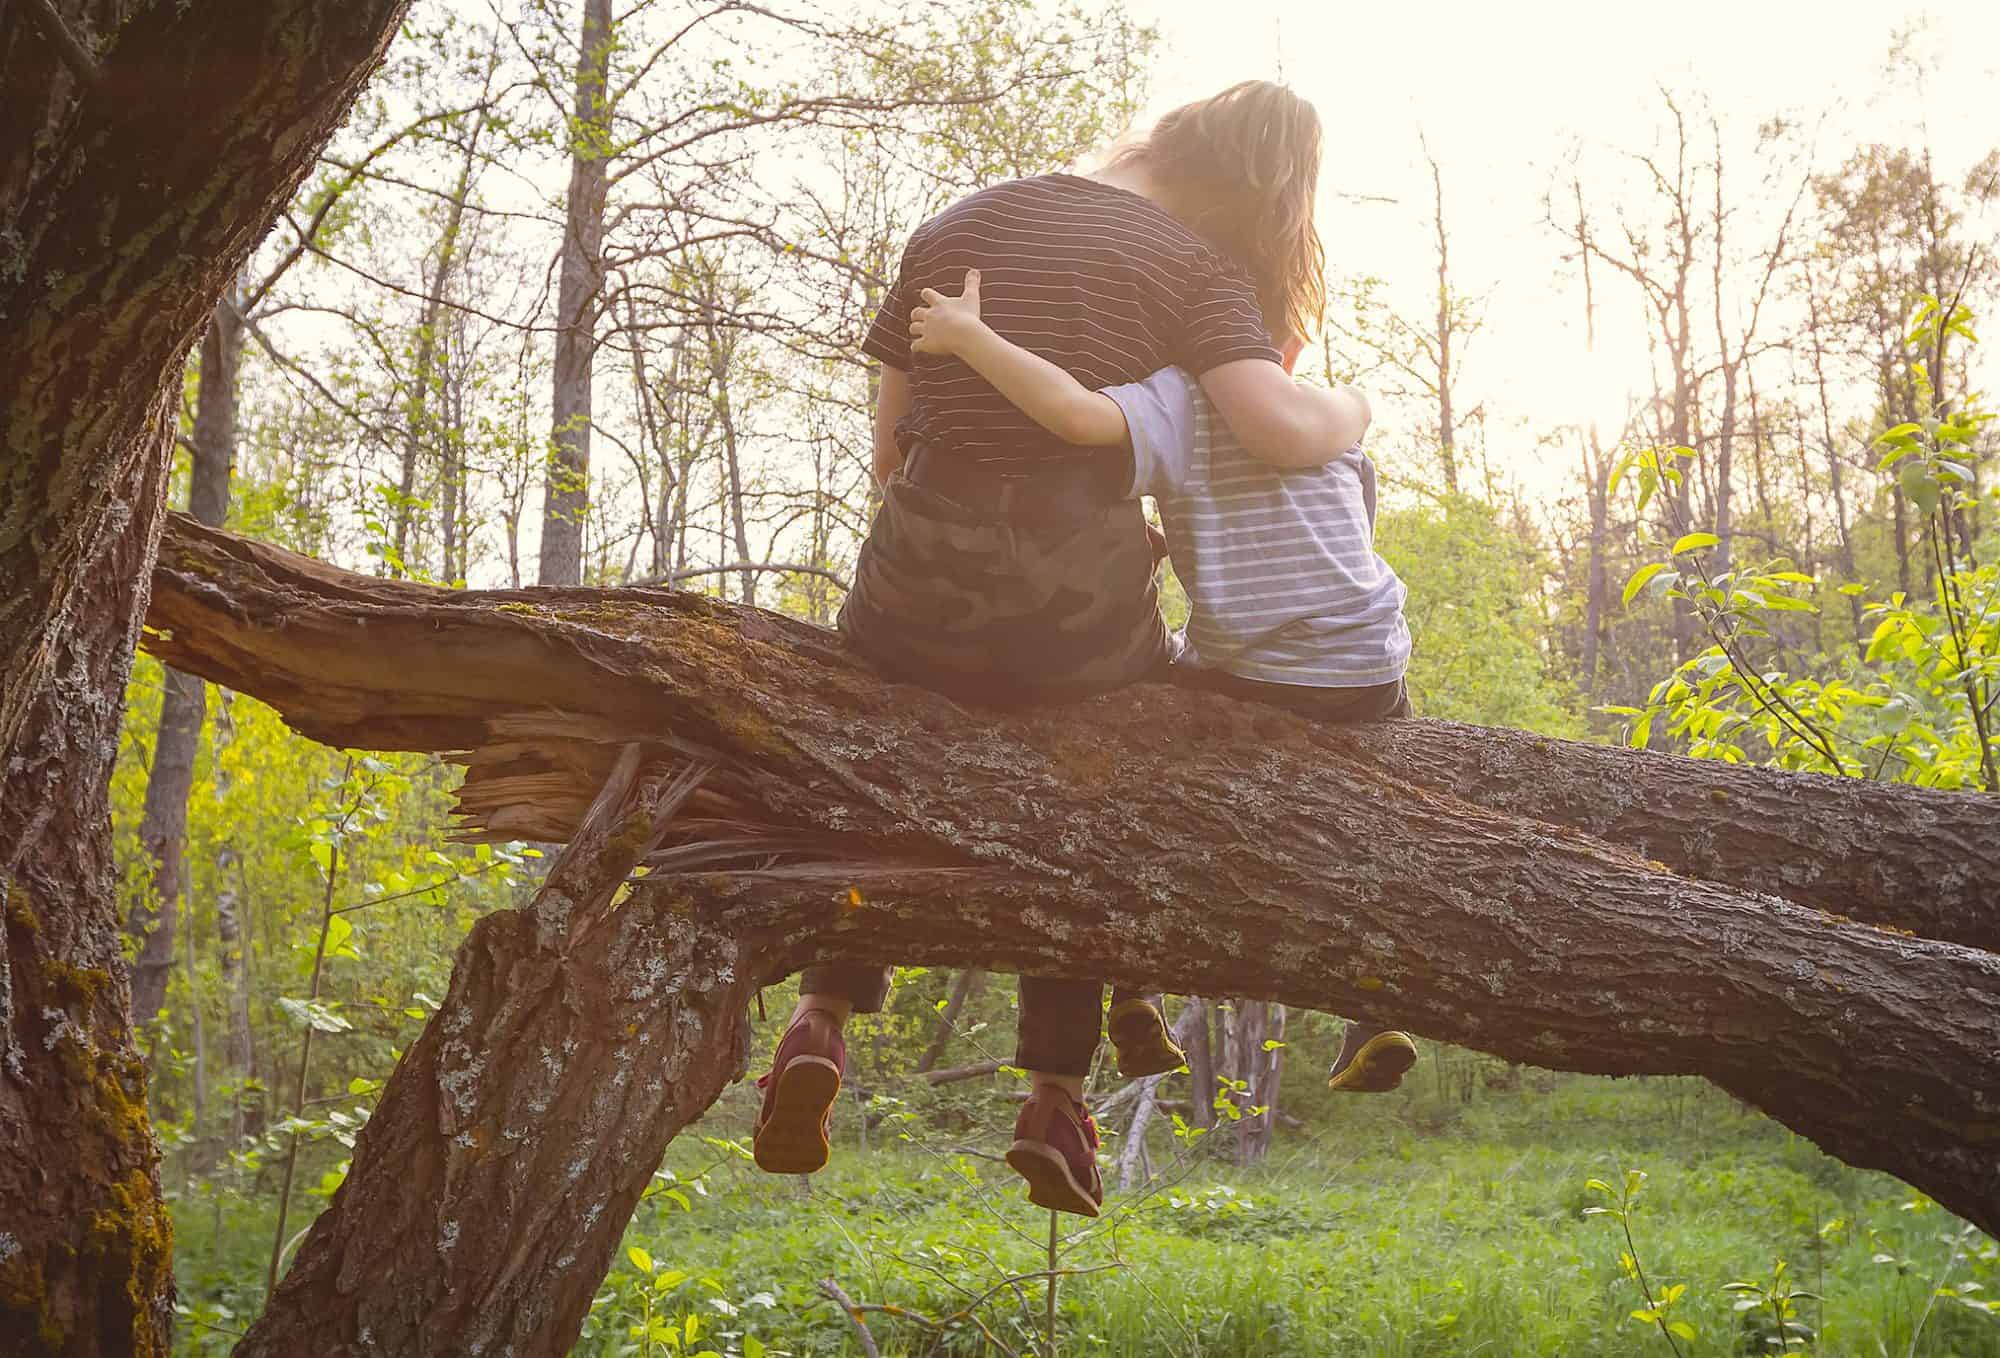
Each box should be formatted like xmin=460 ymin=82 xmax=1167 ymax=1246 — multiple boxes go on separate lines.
xmin=909 ymin=267 xmax=1421 ymax=1095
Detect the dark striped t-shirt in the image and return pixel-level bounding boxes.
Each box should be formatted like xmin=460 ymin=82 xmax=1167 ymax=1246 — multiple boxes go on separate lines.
xmin=863 ymin=174 xmax=1279 ymax=476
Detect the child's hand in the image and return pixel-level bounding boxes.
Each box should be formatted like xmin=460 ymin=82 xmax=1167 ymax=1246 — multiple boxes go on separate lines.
xmin=909 ymin=268 xmax=986 ymax=357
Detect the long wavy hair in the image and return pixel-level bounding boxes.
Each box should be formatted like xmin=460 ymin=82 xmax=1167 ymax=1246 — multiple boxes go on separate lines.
xmin=1110 ymin=80 xmax=1327 ymax=344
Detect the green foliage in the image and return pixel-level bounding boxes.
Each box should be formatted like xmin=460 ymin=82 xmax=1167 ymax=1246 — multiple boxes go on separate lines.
xmin=1606 ymin=298 xmax=1997 ymax=788
xmin=1377 ymin=495 xmax=1585 ymax=736
xmin=166 ymin=1070 xmax=1999 ymax=1356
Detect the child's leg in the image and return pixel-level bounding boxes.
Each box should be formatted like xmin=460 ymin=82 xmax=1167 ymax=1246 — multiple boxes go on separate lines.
xmin=1008 ymin=977 xmax=1107 ymax=1216
xmin=751 ymin=963 xmax=891 ymax=1175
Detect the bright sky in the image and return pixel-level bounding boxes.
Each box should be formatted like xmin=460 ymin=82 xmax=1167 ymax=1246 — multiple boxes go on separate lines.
xmin=1118 ymin=0 xmax=2000 ymax=496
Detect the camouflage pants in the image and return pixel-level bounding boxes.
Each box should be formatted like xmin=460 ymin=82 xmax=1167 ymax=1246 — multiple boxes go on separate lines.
xmin=834 ymin=470 xmax=1170 ymax=704
xmin=798 ymin=467 xmax=1171 ymax=1076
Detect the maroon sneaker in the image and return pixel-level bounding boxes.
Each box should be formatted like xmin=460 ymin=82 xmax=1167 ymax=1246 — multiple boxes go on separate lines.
xmin=752 ymin=1009 xmax=846 ymax=1174
xmin=1006 ymin=1087 xmax=1103 ymax=1217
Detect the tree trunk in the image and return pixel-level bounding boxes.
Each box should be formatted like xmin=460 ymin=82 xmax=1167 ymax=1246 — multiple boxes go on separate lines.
xmin=1240 ymin=1002 xmax=1285 ymax=1164
xmin=1182 ymin=997 xmax=1216 ymax=1130
xmin=916 ymin=968 xmax=984 ymax=1074
xmin=0 ymin=3 xmax=409 ymax=1352
xmin=127 ymin=290 xmax=239 ymax=1030
xmin=1806 ymin=278 xmax=1864 ymax=652
xmin=1580 ymin=428 xmax=1611 ymax=695
xmin=238 ymin=748 xmax=736 ymax=1356
xmin=142 ymin=518 xmax=2000 ymax=1257
xmin=1428 ymin=152 xmax=1457 ymax=496
xmin=536 ymin=0 xmax=613 ymax=587
xmin=211 ymin=691 xmax=258 ymax=1140
xmin=702 ymin=298 xmax=758 ymax=607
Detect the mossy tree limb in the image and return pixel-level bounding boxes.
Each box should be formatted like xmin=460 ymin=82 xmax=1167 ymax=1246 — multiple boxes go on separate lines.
xmin=1 ymin=3 xmax=411 ymax=1353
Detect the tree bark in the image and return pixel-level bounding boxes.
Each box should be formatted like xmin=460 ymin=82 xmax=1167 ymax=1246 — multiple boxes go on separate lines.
xmin=205 ymin=687 xmax=259 ymax=1144
xmin=238 ymin=747 xmax=729 ymax=1356
xmin=127 ymin=291 xmax=240 ymax=1031
xmin=1428 ymin=149 xmax=1457 ymax=496
xmin=1182 ymin=997 xmax=1216 ymax=1130
xmin=147 ymin=516 xmax=2000 ymax=955
xmin=0 ymin=2 xmax=409 ymax=1352
xmin=536 ymin=0 xmax=613 ymax=587
xmin=141 ymin=517 xmax=2000 ymax=1259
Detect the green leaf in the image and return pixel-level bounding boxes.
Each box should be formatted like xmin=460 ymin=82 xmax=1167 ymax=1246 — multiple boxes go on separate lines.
xmin=1623 ymin=562 xmax=1669 ymax=606
xmin=1900 ymin=461 xmax=1940 ymax=515
xmin=1671 ymin=532 xmax=1719 ymax=555
xmin=744 ymin=1337 xmax=766 ymax=1358
xmin=277 ymin=996 xmax=351 ymax=1033
xmin=1668 ymin=1321 xmax=1698 ymax=1341
xmin=626 ymin=1245 xmax=654 ymax=1276
xmin=323 ymin=912 xmax=359 ymax=961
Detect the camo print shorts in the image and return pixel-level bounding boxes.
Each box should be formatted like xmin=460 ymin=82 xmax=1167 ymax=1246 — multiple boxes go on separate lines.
xmin=836 ymin=470 xmax=1171 ymax=706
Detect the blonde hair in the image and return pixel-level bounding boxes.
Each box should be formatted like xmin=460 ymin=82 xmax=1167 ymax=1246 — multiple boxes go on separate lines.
xmin=1111 ymin=80 xmax=1326 ymax=344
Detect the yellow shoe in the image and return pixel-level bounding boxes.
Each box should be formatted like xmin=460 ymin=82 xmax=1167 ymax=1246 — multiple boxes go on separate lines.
xmin=1107 ymin=998 xmax=1186 ymax=1078
xmin=1326 ymin=1026 xmax=1418 ymax=1093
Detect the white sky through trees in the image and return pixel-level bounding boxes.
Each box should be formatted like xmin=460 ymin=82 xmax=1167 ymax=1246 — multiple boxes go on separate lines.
xmin=269 ymin=0 xmax=2000 ymax=584
xmin=1120 ymin=0 xmax=2000 ymax=496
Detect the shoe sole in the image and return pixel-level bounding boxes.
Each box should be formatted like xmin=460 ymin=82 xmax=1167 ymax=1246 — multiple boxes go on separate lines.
xmin=752 ymin=1055 xmax=841 ymax=1175
xmin=1327 ymin=1032 xmax=1419 ymax=1094
xmin=1113 ymin=1043 xmax=1187 ymax=1079
xmin=1005 ymin=1140 xmax=1102 ymax=1218
xmin=1108 ymin=1002 xmax=1187 ymax=1079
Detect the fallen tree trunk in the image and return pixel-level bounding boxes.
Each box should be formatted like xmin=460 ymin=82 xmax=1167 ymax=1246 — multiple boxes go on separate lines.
xmin=138 ymin=517 xmax=2000 ymax=1355
xmin=147 ymin=514 xmax=2000 ymax=952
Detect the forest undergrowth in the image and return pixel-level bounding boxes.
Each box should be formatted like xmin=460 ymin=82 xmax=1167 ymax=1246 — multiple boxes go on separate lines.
xmin=165 ymin=1029 xmax=2000 ymax=1358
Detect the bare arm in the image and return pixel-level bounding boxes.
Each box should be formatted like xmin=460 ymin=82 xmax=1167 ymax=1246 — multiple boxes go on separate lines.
xmin=872 ymin=362 xmax=913 ymax=488
xmin=908 ymin=269 xmax=1127 ymax=448
xmin=1197 ymin=360 xmax=1372 ymax=469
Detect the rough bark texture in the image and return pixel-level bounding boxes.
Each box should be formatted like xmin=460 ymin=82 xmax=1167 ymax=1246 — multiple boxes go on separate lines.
xmin=141 ymin=517 xmax=2000 ymax=1263
xmin=237 ymin=748 xmax=736 ymax=1356
xmin=149 ymin=515 xmax=2000 ymax=952
xmin=0 ymin=3 xmax=409 ymax=1352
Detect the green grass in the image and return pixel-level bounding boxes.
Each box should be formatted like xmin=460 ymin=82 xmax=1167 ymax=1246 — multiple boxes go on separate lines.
xmin=168 ymin=1066 xmax=2000 ymax=1356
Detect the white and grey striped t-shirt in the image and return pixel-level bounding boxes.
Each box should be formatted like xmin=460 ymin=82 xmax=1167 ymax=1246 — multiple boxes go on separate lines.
xmin=1104 ymin=367 xmax=1412 ymax=688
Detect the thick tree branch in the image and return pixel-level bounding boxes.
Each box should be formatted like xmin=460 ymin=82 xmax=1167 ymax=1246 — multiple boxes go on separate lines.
xmin=147 ymin=514 xmax=2000 ymax=950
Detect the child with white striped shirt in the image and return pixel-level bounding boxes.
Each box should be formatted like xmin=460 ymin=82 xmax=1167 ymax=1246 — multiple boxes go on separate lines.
xmin=909 ymin=267 xmax=1421 ymax=1095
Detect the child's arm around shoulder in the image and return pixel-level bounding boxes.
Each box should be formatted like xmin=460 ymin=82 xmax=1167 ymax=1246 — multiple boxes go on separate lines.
xmin=1196 ymin=339 xmax=1371 ymax=469
xmin=908 ymin=269 xmax=1127 ymax=447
